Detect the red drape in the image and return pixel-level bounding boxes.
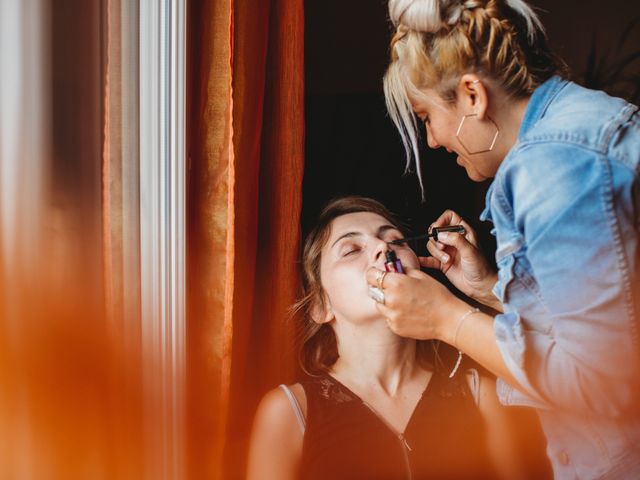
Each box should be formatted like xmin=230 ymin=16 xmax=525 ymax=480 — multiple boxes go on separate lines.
xmin=187 ymin=0 xmax=304 ymax=477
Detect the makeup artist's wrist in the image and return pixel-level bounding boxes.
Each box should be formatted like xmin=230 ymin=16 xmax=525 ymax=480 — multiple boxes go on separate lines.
xmin=472 ymin=272 xmax=503 ymax=312
xmin=438 ymin=300 xmax=475 ymax=346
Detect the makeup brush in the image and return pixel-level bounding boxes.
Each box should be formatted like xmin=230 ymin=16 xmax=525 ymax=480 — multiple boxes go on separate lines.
xmin=388 ymin=225 xmax=466 ymax=245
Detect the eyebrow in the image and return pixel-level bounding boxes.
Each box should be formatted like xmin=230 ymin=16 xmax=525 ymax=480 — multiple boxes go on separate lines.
xmin=330 ymin=224 xmax=398 ymax=249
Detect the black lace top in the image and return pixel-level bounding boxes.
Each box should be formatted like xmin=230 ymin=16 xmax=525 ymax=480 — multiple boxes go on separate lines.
xmin=299 ymin=365 xmax=497 ymax=479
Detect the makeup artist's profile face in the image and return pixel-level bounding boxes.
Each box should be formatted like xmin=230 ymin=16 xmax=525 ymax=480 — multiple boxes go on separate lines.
xmin=410 ymin=90 xmax=496 ymax=182
xmin=318 ymin=212 xmax=420 ymax=324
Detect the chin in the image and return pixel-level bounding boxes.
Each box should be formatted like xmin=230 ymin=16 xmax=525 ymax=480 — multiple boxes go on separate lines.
xmin=464 ymin=166 xmax=488 ymax=182
xmin=469 ymin=173 xmax=488 ymax=182
xmin=342 ymin=303 xmax=385 ymax=324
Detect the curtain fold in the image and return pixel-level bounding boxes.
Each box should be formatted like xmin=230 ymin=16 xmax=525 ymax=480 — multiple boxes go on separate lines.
xmin=101 ymin=0 xmax=143 ymax=477
xmin=187 ymin=0 xmax=304 ymax=477
xmin=1 ymin=1 xmax=118 ymax=478
xmin=187 ymin=0 xmax=236 ymax=478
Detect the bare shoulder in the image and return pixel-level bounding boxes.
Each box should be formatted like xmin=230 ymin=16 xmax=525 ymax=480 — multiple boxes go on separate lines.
xmin=253 ymin=384 xmax=305 ymax=436
xmin=246 ymin=384 xmax=305 ymax=480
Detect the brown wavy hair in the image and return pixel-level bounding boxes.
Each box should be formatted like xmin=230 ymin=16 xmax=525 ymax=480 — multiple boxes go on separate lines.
xmin=293 ymin=196 xmax=443 ymax=376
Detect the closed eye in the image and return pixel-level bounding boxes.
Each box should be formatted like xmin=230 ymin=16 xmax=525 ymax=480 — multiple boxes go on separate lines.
xmin=342 ymin=247 xmax=361 ymax=257
xmin=382 ymin=231 xmax=405 ymax=244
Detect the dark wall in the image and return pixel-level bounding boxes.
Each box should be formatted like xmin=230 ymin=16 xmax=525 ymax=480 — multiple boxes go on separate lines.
xmin=303 ymin=0 xmax=640 ymax=260
xmin=305 ymin=1 xmax=640 ymax=96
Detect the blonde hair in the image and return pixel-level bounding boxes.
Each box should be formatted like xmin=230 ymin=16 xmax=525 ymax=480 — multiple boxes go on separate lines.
xmin=384 ymin=0 xmax=565 ymax=193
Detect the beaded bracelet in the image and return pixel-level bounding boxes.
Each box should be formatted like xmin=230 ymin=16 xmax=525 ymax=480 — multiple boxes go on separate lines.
xmin=449 ymin=307 xmax=481 ymax=378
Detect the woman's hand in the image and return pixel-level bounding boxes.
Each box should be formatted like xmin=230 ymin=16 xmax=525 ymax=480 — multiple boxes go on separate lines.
xmin=422 ymin=210 xmax=502 ymax=312
xmin=365 ymin=266 xmax=468 ymax=340
xmin=366 ymin=265 xmax=522 ymax=389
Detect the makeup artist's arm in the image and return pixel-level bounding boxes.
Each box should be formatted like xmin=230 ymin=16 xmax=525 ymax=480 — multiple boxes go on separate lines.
xmin=475 ymin=374 xmax=551 ymax=480
xmin=421 ymin=209 xmax=502 ymax=312
xmin=247 ymin=387 xmax=303 ymax=480
xmin=366 ymin=267 xmax=521 ymax=391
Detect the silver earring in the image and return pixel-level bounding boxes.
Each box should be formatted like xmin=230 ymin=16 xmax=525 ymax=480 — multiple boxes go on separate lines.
xmin=455 ymin=113 xmax=499 ymax=155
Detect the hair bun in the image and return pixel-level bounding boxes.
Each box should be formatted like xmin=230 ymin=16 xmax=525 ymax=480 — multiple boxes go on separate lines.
xmin=388 ymin=0 xmax=465 ymax=32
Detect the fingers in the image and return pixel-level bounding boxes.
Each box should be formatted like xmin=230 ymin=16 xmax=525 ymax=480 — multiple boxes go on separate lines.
xmin=430 ymin=209 xmax=462 ymax=230
xmin=405 ymin=268 xmax=428 ymax=280
xmin=365 ymin=266 xmax=380 ymax=287
xmin=365 ymin=267 xmax=384 ymax=288
xmin=419 ymin=255 xmax=441 ymax=270
xmin=366 ymin=265 xmax=427 ymax=297
xmin=374 ymin=300 xmax=392 ymax=317
xmin=430 ymin=209 xmax=478 ymax=246
xmin=435 ymin=229 xmax=476 ymax=259
xmin=365 ymin=266 xmax=399 ymax=290
xmin=429 ymin=239 xmax=445 ymax=251
xmin=427 ymin=239 xmax=451 ymax=264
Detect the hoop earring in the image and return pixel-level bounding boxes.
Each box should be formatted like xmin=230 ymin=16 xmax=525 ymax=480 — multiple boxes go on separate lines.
xmin=455 ymin=113 xmax=499 ymax=155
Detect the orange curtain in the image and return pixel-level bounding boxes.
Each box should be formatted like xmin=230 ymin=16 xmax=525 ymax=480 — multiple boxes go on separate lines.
xmin=1 ymin=1 xmax=126 ymax=478
xmin=187 ymin=0 xmax=305 ymax=478
xmin=101 ymin=0 xmax=144 ymax=477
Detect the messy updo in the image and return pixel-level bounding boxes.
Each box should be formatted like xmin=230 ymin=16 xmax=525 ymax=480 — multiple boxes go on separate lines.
xmin=384 ymin=0 xmax=566 ymax=191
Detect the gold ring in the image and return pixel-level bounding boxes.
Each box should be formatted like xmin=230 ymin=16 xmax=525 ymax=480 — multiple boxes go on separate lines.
xmin=377 ymin=270 xmax=388 ymax=290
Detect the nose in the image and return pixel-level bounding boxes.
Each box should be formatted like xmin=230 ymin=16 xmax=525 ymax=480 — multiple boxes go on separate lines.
xmin=371 ymin=237 xmax=390 ymax=267
xmin=425 ymin=124 xmax=440 ymax=149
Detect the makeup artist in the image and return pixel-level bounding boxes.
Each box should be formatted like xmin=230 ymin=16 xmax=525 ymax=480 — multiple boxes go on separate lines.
xmin=366 ymin=1 xmax=640 ymax=478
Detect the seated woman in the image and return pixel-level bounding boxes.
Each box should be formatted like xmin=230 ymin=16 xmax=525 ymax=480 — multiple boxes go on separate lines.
xmin=247 ymin=196 xmax=548 ymax=479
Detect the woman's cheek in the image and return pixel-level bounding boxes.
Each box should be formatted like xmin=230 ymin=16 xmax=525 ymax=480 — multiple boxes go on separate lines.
xmin=397 ymin=250 xmax=420 ymax=270
xmin=324 ymin=263 xmax=364 ymax=299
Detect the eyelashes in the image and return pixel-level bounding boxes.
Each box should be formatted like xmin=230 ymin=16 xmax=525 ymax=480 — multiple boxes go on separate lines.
xmin=334 ymin=229 xmax=407 ymax=258
xmin=340 ymin=238 xmax=406 ymax=257
xmin=342 ymin=247 xmax=361 ymax=257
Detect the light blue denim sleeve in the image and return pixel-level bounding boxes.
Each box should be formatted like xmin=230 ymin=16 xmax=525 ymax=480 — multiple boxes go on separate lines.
xmin=493 ymin=141 xmax=639 ymax=415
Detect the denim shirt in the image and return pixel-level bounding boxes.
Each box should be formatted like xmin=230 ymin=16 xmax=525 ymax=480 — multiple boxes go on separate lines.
xmin=480 ymin=76 xmax=640 ymax=479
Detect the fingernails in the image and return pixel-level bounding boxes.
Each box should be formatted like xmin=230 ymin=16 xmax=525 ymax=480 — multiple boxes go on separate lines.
xmin=442 ymin=253 xmax=450 ymax=263
xmin=438 ymin=232 xmax=450 ymax=241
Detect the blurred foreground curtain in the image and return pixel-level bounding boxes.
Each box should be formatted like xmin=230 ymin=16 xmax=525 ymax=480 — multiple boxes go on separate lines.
xmin=1 ymin=0 xmax=177 ymax=477
xmin=187 ymin=0 xmax=304 ymax=478
xmin=0 ymin=0 xmax=142 ymax=478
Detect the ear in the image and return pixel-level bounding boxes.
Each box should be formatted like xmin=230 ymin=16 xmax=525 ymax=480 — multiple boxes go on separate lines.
xmin=458 ymin=74 xmax=490 ymax=120
xmin=310 ymin=295 xmax=334 ymax=325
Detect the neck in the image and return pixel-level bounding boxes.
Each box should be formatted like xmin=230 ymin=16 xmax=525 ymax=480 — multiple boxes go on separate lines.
xmin=330 ymin=319 xmax=421 ymax=395
xmin=491 ymin=93 xmax=530 ymax=161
